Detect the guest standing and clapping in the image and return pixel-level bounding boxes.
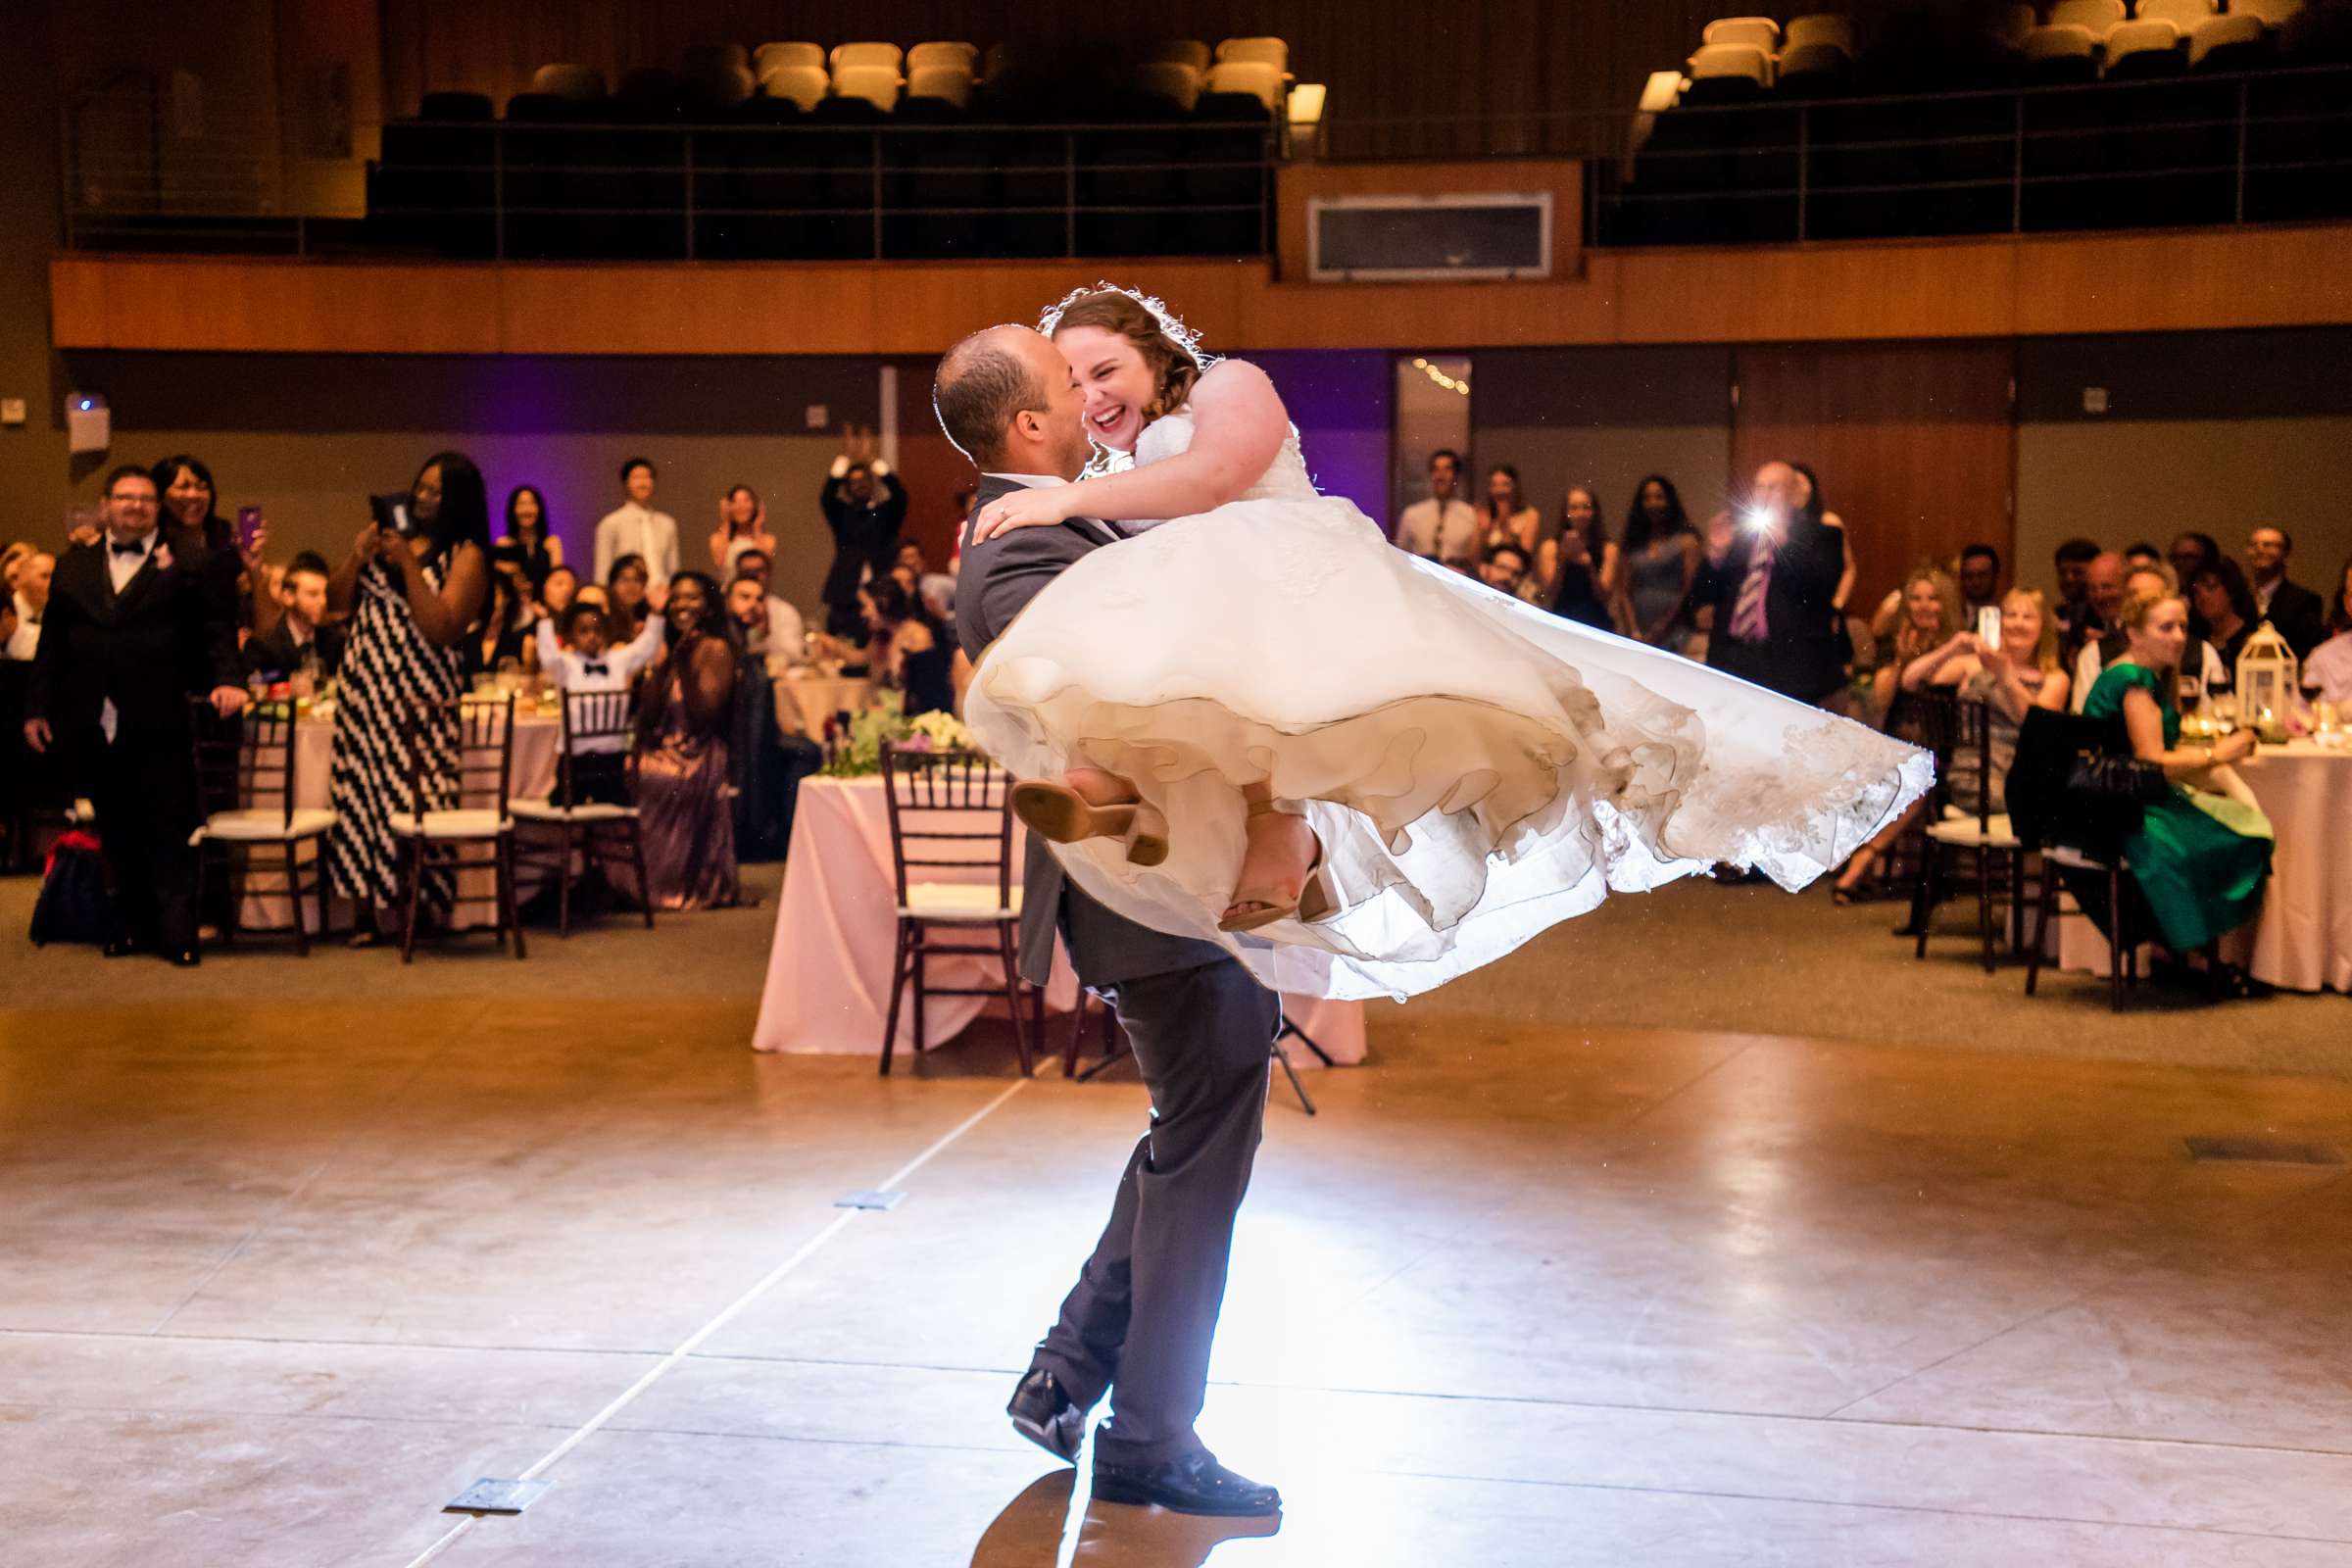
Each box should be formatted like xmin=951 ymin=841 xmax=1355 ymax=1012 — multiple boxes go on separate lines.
xmin=818 ymin=425 xmax=908 ymax=638
xmin=631 ymin=571 xmax=739 ymax=910
xmin=709 ymin=484 xmax=775 ymax=576
xmin=326 ymin=451 xmax=491 ymax=944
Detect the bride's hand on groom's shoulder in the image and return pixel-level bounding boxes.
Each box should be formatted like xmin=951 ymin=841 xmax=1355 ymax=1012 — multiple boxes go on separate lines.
xmin=970 ymin=486 xmax=1077 ymax=544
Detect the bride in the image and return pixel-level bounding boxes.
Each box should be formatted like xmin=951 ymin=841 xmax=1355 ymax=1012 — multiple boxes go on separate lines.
xmin=961 ymin=285 xmax=1932 ymax=1002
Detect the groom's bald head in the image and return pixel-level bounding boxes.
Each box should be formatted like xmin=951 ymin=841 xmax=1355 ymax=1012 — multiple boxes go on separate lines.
xmin=935 ymin=324 xmax=1087 ymax=479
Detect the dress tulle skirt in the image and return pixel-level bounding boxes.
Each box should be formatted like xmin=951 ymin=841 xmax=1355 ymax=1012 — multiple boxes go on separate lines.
xmin=964 ymin=495 xmax=1933 ymax=1002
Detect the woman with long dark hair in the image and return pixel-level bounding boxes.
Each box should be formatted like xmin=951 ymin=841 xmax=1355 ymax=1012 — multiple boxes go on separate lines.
xmin=499 ymin=485 xmax=564 ymax=592
xmin=709 ymin=484 xmax=776 ymax=576
xmin=1617 ymin=474 xmax=1698 ymax=653
xmin=2186 ymin=556 xmax=2260 ymax=678
xmin=152 ymin=454 xmax=233 ymax=554
xmin=1547 ymin=486 xmax=1616 ymax=631
xmin=326 ymin=451 xmax=491 ymax=942
xmin=862 ymin=576 xmax=956 ymax=716
xmin=631 ymin=570 xmax=740 ymax=910
xmin=1474 ymin=464 xmax=1543 ymax=561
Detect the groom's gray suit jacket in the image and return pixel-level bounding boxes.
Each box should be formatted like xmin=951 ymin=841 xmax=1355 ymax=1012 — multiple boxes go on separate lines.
xmin=956 ymin=476 xmax=1231 ymax=989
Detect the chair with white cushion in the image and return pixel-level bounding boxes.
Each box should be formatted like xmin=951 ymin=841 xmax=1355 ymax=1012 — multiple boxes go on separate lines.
xmin=2187 ymin=12 xmax=2267 ymax=70
xmin=1911 ymin=695 xmax=2033 ymax=975
xmin=905 ymin=64 xmax=974 ymax=110
xmin=1201 ymin=59 xmax=1283 ymax=114
xmin=1685 ymin=42 xmax=1775 ymax=101
xmin=510 ymin=688 xmax=653 ymax=939
xmin=188 ymin=697 xmax=336 ymax=955
xmin=877 ymin=742 xmax=1035 ymax=1078
xmin=392 ymin=693 xmax=524 ymax=962
xmin=1703 ymin=16 xmax=1783 ymax=51
xmin=2049 ymin=0 xmax=2127 ymax=36
xmin=2135 ymin=0 xmax=2214 ymax=27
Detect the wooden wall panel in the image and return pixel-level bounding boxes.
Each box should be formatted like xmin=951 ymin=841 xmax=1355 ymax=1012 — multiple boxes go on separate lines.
xmin=1730 ymin=342 xmax=2016 ymax=611
xmin=53 ymin=223 xmax=2352 ymax=356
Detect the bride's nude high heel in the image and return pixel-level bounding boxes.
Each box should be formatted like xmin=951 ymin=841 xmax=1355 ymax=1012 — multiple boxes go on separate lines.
xmin=1010 ymin=779 xmax=1170 ymax=867
xmin=1218 ymin=800 xmax=1336 ymax=933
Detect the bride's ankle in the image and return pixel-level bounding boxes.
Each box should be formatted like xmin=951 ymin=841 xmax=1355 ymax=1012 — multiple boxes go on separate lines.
xmin=1065 ymin=767 xmax=1139 ymax=807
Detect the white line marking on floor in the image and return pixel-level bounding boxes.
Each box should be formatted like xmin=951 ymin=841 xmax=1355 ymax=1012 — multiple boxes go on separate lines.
xmin=400 ymin=1078 xmax=1030 ymax=1567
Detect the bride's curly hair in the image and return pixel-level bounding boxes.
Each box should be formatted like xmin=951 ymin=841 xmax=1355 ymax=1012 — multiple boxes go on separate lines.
xmin=1039 ymin=285 xmax=1212 ymax=422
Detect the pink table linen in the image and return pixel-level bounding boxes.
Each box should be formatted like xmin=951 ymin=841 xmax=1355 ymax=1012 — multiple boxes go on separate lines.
xmin=752 ymin=776 xmax=1368 ymax=1061
xmin=2052 ymin=741 xmax=2352 ymax=994
xmin=238 ymin=711 xmax=561 ymax=934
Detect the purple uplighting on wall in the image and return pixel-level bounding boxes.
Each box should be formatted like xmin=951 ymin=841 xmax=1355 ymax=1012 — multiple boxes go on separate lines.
xmin=1250 ymin=351 xmax=1394 ymax=524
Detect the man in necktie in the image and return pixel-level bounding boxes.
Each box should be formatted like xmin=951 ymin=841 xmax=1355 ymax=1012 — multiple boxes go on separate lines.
xmin=24 ymin=466 xmax=245 ymax=964
xmin=1693 ymin=460 xmax=1849 ymax=707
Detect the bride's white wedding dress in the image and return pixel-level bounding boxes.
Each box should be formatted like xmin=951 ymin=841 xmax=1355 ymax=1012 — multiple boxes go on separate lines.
xmin=963 ymin=400 xmax=1933 ymax=1002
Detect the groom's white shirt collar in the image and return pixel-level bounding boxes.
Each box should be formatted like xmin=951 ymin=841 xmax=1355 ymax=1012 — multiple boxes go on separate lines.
xmin=981 ymin=472 xmax=1119 ymax=545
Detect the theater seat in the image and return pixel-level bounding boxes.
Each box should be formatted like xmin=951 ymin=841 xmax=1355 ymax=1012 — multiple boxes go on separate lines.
xmin=906 ymin=65 xmax=973 ymax=110
xmin=680 ymin=43 xmax=750 ymax=77
xmin=1136 ymin=61 xmax=1202 ymax=112
xmin=754 ymin=42 xmax=824 ymax=77
xmin=907 ymin=41 xmax=979 ymax=74
xmin=2231 ymin=0 xmax=2303 ymax=26
xmin=1148 ymin=40 xmax=1213 ymax=74
xmin=1202 ymin=60 xmax=1283 ymax=114
xmin=2022 ymin=25 xmax=2099 ymax=83
xmin=2187 ymin=13 xmax=2268 ymax=71
xmin=681 ymin=63 xmax=755 ymax=115
xmin=531 ymin=64 xmax=607 ymax=105
xmin=1776 ymin=40 xmax=1852 ymax=97
xmin=1782 ymin=14 xmax=1856 ymax=54
xmin=2047 ymin=0 xmax=2125 ymax=36
xmin=1685 ymin=42 xmax=1774 ymax=103
xmin=1990 ymin=4 xmax=2037 ymax=51
xmin=2134 ymin=0 xmax=2213 ymax=27
xmin=760 ymin=66 xmax=828 ymax=113
xmin=832 ymin=42 xmax=905 ymax=75
xmin=2102 ymin=20 xmax=2184 ymax=77
xmin=1701 ymin=16 xmax=1782 ymax=53
xmin=833 ymin=63 xmax=902 ymax=112
xmin=1215 ymin=36 xmax=1291 ymax=75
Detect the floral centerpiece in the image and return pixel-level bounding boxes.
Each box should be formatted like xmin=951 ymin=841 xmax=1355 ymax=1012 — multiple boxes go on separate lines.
xmin=820 ymin=691 xmax=983 ymax=777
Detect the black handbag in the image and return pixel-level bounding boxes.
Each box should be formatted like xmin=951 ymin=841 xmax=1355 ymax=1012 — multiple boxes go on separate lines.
xmin=2064 ymin=749 xmax=2168 ymax=805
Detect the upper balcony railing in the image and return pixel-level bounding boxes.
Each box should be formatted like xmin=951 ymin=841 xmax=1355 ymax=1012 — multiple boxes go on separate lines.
xmin=56 ymin=62 xmax=2352 ymax=262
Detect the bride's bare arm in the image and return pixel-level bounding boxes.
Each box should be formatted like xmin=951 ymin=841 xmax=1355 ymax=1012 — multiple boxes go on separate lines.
xmin=970 ymin=362 xmax=1291 ymax=540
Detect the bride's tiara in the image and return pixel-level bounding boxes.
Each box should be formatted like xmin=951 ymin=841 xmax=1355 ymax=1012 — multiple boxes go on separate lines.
xmin=1037 ymin=282 xmax=1218 ymax=371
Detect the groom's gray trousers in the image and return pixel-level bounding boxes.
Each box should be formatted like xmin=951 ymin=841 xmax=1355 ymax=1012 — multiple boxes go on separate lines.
xmin=956 ymin=481 xmax=1284 ymax=1466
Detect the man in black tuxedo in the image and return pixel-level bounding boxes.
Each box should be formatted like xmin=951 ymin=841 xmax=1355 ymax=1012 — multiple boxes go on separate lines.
xmin=24 ymin=465 xmax=246 ymax=964
xmin=242 ymin=551 xmax=345 ymax=680
xmin=2246 ymin=524 xmax=2328 ymax=660
xmin=937 ymin=324 xmax=1283 ymax=1519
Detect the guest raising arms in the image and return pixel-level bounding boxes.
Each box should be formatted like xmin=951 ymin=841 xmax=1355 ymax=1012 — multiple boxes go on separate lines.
xmin=630 ymin=571 xmax=740 ymax=910
xmin=709 ymin=483 xmax=775 ymax=576
xmin=1895 ymin=586 xmax=2071 ymax=816
xmin=818 ymin=426 xmax=908 ymax=639
xmin=325 ymin=452 xmax=491 ymax=944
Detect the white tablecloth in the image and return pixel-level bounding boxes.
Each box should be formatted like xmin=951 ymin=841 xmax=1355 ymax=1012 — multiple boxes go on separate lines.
xmin=237 ymin=710 xmax=561 ymax=933
xmin=2054 ymin=740 xmax=2352 ymax=994
xmin=772 ymin=674 xmax=873 ymax=738
xmin=752 ymin=775 xmax=1368 ymax=1062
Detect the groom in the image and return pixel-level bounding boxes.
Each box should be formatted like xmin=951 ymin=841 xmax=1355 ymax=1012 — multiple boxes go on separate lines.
xmin=936 ymin=324 xmax=1283 ymax=1518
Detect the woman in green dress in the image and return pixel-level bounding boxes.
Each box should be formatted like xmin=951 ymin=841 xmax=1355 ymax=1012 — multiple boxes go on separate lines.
xmin=2080 ymin=587 xmax=2273 ymax=956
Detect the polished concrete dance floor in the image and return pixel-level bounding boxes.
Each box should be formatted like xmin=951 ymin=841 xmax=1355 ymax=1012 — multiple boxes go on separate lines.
xmin=7 ymin=906 xmax=2352 ymax=1563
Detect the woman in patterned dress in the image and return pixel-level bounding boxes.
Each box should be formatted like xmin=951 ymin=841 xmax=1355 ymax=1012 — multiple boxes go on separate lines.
xmin=326 ymin=452 xmax=491 ymax=943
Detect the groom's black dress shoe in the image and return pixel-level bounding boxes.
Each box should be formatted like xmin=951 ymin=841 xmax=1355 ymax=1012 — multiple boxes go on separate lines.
xmin=1006 ymin=1368 xmax=1085 ymax=1463
xmin=166 ymin=947 xmax=201 ymax=968
xmin=1091 ymin=1449 xmax=1281 ymax=1517
xmin=103 ymin=938 xmax=146 ymax=958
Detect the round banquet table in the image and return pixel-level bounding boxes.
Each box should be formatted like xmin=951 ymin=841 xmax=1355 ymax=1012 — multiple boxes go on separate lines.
xmin=752 ymin=775 xmax=1368 ymax=1063
xmin=772 ymin=673 xmax=874 ymax=738
xmin=2053 ymin=739 xmax=2352 ymax=994
xmin=238 ymin=710 xmax=561 ymax=933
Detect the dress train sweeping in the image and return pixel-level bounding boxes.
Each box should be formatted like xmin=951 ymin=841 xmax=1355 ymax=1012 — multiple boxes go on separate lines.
xmin=963 ymin=406 xmax=1932 ymax=1002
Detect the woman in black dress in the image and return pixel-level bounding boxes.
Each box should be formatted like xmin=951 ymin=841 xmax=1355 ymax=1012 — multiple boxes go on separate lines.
xmin=864 ymin=578 xmax=955 ymax=716
xmin=1547 ymin=486 xmax=1617 ymax=632
xmin=499 ymin=485 xmax=564 ymax=594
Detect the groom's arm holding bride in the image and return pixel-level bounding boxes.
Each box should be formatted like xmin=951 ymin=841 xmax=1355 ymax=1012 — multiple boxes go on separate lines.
xmin=968 ymin=361 xmax=1290 ymax=542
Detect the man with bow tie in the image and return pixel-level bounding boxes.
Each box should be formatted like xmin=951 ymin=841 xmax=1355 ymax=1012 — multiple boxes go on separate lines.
xmin=24 ymin=465 xmax=245 ymax=965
